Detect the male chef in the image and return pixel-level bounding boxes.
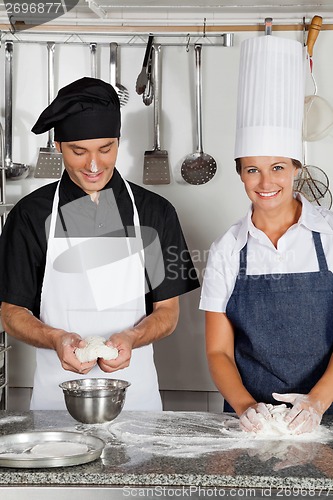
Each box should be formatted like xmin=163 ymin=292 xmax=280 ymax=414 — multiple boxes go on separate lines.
xmin=0 ymin=77 xmax=200 ymax=410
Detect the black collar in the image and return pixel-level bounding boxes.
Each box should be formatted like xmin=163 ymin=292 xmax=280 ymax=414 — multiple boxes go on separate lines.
xmin=59 ymin=168 xmax=124 ymax=206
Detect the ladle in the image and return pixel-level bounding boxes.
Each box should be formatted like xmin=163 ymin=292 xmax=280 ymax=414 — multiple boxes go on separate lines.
xmin=181 ymin=44 xmax=217 ymax=185
xmin=4 ymin=41 xmax=30 ymax=180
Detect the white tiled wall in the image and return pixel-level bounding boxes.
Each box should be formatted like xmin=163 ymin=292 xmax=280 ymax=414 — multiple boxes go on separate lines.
xmin=8 ymin=387 xmax=224 ymax=413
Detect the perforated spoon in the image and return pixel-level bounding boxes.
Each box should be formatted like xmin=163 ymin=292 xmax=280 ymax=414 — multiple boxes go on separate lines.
xmin=181 ymin=44 xmax=217 ymax=185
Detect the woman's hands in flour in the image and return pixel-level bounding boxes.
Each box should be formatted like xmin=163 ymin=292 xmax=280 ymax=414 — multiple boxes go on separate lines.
xmin=239 ymin=402 xmax=272 ymax=432
xmin=272 ymin=393 xmax=324 ymax=434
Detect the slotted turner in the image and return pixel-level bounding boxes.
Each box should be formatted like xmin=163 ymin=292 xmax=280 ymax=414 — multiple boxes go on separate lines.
xmin=34 ymin=42 xmax=62 ymax=179
xmin=143 ymin=45 xmax=170 ymax=185
xmin=110 ymin=42 xmax=129 ymax=107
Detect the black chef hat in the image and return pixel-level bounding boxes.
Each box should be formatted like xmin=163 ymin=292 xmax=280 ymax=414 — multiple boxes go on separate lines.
xmin=31 ymin=77 xmax=121 ymax=142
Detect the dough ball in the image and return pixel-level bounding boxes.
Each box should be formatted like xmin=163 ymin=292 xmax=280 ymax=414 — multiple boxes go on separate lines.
xmin=75 ymin=336 xmax=118 ymax=363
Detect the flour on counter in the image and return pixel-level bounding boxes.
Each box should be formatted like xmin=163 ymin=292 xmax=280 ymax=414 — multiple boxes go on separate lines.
xmin=75 ymin=336 xmax=118 ymax=362
xmin=107 ymin=412 xmax=254 ymax=458
xmin=106 ymin=410 xmax=333 ymax=459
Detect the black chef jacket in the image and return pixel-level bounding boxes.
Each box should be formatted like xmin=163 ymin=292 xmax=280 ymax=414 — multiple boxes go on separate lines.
xmin=0 ymin=169 xmax=200 ymax=318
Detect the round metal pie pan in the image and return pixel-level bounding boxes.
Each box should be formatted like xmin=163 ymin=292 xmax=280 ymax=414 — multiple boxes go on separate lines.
xmin=0 ymin=431 xmax=105 ymax=468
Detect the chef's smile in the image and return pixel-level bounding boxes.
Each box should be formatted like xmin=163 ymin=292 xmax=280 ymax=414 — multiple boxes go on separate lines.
xmin=256 ymin=190 xmax=280 ymax=198
xmin=56 ymin=138 xmax=119 ymax=195
xmin=240 ymin=156 xmax=297 ymax=210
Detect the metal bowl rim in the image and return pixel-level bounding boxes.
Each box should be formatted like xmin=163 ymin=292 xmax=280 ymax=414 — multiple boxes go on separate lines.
xmin=59 ymin=377 xmax=131 ymax=393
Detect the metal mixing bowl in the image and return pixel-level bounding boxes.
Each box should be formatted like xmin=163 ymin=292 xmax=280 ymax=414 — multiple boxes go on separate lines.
xmin=59 ymin=378 xmax=130 ymax=424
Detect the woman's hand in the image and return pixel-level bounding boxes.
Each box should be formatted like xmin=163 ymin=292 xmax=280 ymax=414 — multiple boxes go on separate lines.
xmin=273 ymin=392 xmax=324 ymax=434
xmin=239 ymin=402 xmax=272 ymax=432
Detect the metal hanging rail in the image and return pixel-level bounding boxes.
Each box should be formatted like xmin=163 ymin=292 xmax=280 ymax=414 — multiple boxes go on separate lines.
xmin=0 ymin=32 xmax=235 ymax=48
xmin=0 ymin=15 xmax=331 ymax=47
xmin=0 ymin=15 xmax=332 ymax=39
xmin=1 ymin=22 xmax=331 ymax=34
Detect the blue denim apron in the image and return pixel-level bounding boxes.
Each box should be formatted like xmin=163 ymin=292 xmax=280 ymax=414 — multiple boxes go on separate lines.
xmin=225 ymin=231 xmax=333 ymax=414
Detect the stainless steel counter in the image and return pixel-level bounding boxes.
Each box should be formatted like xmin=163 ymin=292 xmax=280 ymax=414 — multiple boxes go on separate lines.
xmin=1 ymin=410 xmax=333 ymax=498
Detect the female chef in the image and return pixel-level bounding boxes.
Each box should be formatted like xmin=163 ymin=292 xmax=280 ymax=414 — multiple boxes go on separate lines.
xmin=200 ymin=35 xmax=333 ymax=434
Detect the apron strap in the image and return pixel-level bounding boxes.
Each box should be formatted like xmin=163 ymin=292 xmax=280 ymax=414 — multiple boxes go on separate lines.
xmin=238 ymin=244 xmax=248 ymax=278
xmin=312 ymin=231 xmax=329 ymax=272
xmin=51 ymin=178 xmax=143 ymax=241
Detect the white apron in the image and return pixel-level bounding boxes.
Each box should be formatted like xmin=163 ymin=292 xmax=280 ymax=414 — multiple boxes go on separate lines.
xmin=30 ymin=178 xmax=162 ymax=411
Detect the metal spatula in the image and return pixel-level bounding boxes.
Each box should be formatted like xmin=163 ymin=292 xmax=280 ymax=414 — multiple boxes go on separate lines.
xmin=143 ymin=45 xmax=170 ymax=185
xmin=110 ymin=43 xmax=129 ymax=107
xmin=34 ymin=42 xmax=63 ymax=179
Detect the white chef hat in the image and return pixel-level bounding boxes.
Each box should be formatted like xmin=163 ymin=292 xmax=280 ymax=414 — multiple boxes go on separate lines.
xmin=234 ymin=35 xmax=305 ymax=162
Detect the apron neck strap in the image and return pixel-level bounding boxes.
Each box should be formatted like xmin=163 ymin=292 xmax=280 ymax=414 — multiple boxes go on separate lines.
xmin=312 ymin=231 xmax=329 ymax=272
xmin=49 ymin=176 xmax=142 ymax=240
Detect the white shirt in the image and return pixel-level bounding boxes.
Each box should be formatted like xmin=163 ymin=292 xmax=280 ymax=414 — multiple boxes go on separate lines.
xmin=199 ymin=195 xmax=333 ymax=313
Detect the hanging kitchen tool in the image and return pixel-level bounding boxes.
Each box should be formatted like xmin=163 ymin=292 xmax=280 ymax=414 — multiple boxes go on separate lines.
xmin=142 ymin=55 xmax=154 ymax=106
xmin=34 ymin=42 xmax=63 ymax=179
xmin=4 ymin=41 xmax=30 ymax=180
xmin=181 ymin=44 xmax=217 ymax=185
xmin=90 ymin=42 xmax=97 ymax=78
xmin=295 ymin=15 xmax=333 ymax=209
xmin=109 ymin=43 xmax=129 ymax=107
xmin=303 ymin=16 xmax=333 ymax=142
xmin=294 ymin=167 xmax=332 ymax=209
xmin=136 ymin=35 xmax=154 ymax=96
xmin=294 ymin=143 xmax=332 ymax=209
xmin=143 ymin=45 xmax=170 ymax=185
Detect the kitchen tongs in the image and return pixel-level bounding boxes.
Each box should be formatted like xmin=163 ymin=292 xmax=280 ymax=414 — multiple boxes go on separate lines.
xmin=136 ymin=35 xmax=154 ymax=95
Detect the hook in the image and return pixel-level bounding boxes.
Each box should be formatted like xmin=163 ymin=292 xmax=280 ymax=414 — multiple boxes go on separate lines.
xmin=302 ymin=16 xmax=307 ymax=46
xmin=8 ymin=15 xmax=16 ymax=35
xmin=185 ymin=33 xmax=191 ymax=52
xmin=264 ymin=17 xmax=273 ymax=35
xmin=203 ymin=17 xmax=207 ymax=38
